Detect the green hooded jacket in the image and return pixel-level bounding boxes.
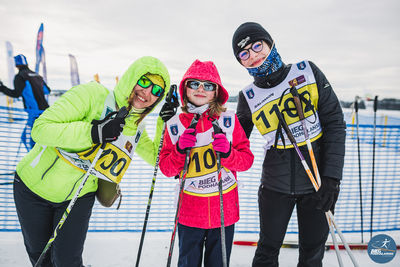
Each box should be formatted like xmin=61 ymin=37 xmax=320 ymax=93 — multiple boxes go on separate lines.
xmin=16 ymin=56 xmax=170 ymax=203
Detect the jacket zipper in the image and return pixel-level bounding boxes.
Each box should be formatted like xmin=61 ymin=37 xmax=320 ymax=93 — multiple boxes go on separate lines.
xmin=41 ymin=156 xmax=59 ymax=180
xmin=64 ymin=173 xmax=85 ymax=201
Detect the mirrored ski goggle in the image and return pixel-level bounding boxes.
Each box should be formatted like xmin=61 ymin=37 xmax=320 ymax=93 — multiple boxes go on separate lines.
xmin=238 ymin=40 xmax=264 ymax=61
xmin=137 ymin=76 xmax=165 ymax=97
xmin=186 ymin=80 xmax=217 ymax=92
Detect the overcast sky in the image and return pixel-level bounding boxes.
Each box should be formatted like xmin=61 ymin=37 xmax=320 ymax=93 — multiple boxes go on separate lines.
xmin=0 ymin=0 xmax=399 ymax=101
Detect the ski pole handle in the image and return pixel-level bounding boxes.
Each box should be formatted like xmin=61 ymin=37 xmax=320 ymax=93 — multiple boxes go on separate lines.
xmin=373 ymin=96 xmax=378 ymax=112
xmin=354 ymin=97 xmax=359 ymax=113
xmin=290 ymin=86 xmax=305 ymax=120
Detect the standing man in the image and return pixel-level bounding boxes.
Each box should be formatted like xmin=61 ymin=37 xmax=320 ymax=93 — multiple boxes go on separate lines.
xmin=0 ymin=54 xmax=50 ymax=149
xmin=232 ymin=22 xmax=346 ymax=267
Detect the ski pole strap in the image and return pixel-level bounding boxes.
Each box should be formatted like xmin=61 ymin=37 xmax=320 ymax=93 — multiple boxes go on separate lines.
xmin=274 ymin=120 xmax=285 ymax=149
xmin=276 ymin=110 xmax=297 ymax=145
xmin=209 ymin=117 xmax=224 ymax=135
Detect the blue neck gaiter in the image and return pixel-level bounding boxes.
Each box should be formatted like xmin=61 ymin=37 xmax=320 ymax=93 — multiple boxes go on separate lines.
xmin=246 ymin=44 xmax=283 ymax=77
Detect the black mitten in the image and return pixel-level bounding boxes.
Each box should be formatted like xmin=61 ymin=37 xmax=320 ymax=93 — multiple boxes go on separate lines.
xmin=91 ymin=116 xmax=125 ymax=144
xmin=313 ymin=176 xmax=340 ymax=212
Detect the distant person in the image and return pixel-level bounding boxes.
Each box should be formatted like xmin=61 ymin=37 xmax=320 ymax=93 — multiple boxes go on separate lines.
xmin=232 ymin=22 xmax=346 ymax=267
xmin=0 ymin=54 xmax=50 ymax=149
xmin=159 ymin=59 xmax=254 ymax=267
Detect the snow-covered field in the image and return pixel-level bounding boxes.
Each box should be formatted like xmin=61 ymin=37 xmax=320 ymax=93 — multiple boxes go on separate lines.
xmin=1 ymin=231 xmax=399 ymax=266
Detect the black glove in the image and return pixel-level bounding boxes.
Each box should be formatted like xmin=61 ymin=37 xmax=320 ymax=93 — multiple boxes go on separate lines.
xmin=159 ymin=84 xmax=179 ymax=122
xmin=0 ymin=80 xmax=3 ymax=87
xmin=91 ymin=115 xmax=125 ymax=144
xmin=313 ymin=176 xmax=340 ymax=212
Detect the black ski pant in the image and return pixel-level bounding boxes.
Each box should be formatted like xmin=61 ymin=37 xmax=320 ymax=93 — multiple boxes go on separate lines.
xmin=13 ymin=174 xmax=95 ymax=267
xmin=178 ymin=223 xmax=235 ymax=267
xmin=252 ymin=185 xmax=329 ymax=267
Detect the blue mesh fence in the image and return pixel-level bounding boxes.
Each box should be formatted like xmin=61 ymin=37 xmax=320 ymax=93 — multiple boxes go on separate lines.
xmin=0 ymin=105 xmax=399 ymax=234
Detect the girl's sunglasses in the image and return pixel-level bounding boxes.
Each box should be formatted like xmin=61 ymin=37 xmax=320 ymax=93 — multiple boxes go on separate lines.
xmin=186 ymin=80 xmax=217 ymax=92
xmin=137 ymin=76 xmax=165 ymax=97
xmin=238 ymin=40 xmax=263 ymax=61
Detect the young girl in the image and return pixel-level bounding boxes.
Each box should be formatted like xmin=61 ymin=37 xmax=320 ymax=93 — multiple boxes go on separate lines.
xmin=159 ymin=59 xmax=254 ymax=267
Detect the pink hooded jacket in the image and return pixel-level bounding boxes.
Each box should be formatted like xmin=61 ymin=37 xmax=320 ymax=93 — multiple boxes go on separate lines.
xmin=159 ymin=60 xmax=254 ymax=229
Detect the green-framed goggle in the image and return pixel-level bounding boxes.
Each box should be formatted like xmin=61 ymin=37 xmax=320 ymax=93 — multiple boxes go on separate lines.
xmin=137 ymin=75 xmax=165 ymax=97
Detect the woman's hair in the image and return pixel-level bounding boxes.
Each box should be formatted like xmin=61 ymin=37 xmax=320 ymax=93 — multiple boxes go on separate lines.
xmin=181 ymin=85 xmax=226 ymax=116
xmin=127 ymin=90 xmax=163 ymax=125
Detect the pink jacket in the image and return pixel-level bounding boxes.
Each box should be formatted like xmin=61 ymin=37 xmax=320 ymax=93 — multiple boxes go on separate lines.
xmin=159 ymin=111 xmax=254 ymax=229
xmin=160 ymin=59 xmax=253 ymax=229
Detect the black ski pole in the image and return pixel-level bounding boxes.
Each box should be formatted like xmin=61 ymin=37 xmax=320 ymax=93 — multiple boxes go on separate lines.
xmin=135 ymin=85 xmax=179 ymax=267
xmin=354 ymin=96 xmax=364 ymax=243
xmin=211 ymin=119 xmax=228 ymax=267
xmin=34 ymin=107 xmax=129 ymax=267
xmin=166 ymin=115 xmax=199 ymax=267
xmin=370 ymin=95 xmax=378 ymax=239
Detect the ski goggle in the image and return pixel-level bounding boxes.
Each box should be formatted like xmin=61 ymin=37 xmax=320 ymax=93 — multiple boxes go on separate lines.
xmin=238 ymin=40 xmax=264 ymax=61
xmin=137 ymin=76 xmax=165 ymax=97
xmin=186 ymin=80 xmax=217 ymax=92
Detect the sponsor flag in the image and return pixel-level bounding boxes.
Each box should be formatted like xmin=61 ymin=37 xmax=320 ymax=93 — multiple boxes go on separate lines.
xmin=35 ymin=23 xmax=44 ymax=73
xmin=5 ymin=41 xmax=15 ymax=88
xmin=68 ymin=54 xmax=80 ymax=86
xmin=34 ymin=23 xmax=47 ymax=82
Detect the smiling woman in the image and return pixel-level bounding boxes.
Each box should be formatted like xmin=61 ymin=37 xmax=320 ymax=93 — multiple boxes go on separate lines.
xmin=12 ymin=56 xmax=172 ymax=266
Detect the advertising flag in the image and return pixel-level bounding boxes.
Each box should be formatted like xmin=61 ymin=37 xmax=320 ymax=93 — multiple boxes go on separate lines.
xmin=35 ymin=23 xmax=44 ymax=74
xmin=68 ymin=54 xmax=80 ymax=86
xmin=5 ymin=41 xmax=15 ymax=88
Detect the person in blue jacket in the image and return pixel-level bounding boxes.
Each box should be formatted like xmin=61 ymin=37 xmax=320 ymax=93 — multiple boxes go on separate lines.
xmin=0 ymin=54 xmax=51 ymax=149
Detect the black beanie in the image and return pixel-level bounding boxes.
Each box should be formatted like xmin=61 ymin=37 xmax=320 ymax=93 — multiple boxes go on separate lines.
xmin=232 ymin=22 xmax=273 ymax=58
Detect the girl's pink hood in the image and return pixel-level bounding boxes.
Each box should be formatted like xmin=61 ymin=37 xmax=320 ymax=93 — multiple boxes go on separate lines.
xmin=179 ymin=59 xmax=229 ymax=105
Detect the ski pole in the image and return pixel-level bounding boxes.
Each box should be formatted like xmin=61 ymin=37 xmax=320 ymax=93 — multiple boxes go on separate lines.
xmin=276 ymin=110 xmax=359 ymax=267
xmin=136 ymin=85 xmax=179 ymax=267
xmin=34 ymin=107 xmax=128 ymax=267
xmin=290 ymin=87 xmax=342 ymax=265
xmin=326 ymin=213 xmax=344 ymax=267
xmin=290 ymin=86 xmax=321 ymax=187
xmin=354 ymin=97 xmax=364 ymax=243
xmin=211 ymin=119 xmax=228 ymax=267
xmin=166 ymin=115 xmax=199 ymax=267
xmin=370 ymin=95 xmax=378 ymax=239
xmin=135 ymin=125 xmax=166 ymax=267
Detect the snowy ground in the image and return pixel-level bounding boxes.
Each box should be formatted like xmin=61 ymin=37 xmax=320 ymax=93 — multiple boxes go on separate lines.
xmin=1 ymin=232 xmax=399 ymax=267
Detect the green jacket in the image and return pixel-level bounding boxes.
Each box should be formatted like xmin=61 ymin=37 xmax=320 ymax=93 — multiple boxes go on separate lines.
xmin=16 ymin=56 xmax=170 ymax=203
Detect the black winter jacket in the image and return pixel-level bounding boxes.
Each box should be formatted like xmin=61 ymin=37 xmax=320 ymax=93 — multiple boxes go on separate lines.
xmin=237 ymin=61 xmax=346 ymax=195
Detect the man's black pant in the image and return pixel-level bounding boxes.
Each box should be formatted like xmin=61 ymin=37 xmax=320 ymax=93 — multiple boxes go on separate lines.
xmin=252 ymin=186 xmax=329 ymax=267
xmin=13 ymin=174 xmax=95 ymax=267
